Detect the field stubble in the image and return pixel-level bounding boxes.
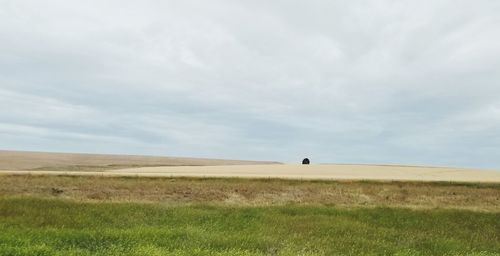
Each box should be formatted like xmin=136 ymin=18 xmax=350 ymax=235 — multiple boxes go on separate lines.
xmin=1 ymin=175 xmax=498 ymax=211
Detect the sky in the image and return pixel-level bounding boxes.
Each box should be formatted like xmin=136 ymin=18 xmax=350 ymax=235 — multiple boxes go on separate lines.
xmin=1 ymin=1 xmax=500 ymax=168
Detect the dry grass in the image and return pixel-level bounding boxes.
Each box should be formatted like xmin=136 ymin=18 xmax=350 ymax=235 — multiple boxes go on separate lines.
xmin=1 ymin=174 xmax=498 ymax=211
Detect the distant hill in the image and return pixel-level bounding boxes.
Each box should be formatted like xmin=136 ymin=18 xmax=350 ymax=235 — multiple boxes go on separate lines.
xmin=0 ymin=150 xmax=281 ymax=170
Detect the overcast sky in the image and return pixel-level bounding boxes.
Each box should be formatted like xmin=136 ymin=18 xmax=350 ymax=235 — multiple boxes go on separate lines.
xmin=1 ymin=1 xmax=499 ymax=168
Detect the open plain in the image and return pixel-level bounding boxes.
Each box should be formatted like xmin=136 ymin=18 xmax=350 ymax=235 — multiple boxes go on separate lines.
xmin=0 ymin=150 xmax=279 ymax=170
xmin=1 ymin=151 xmax=499 ymax=183
xmin=1 ymin=150 xmax=499 ymax=255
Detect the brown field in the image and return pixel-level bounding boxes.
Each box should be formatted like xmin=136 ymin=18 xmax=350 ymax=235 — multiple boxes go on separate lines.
xmin=1 ymin=175 xmax=499 ymax=211
xmin=2 ymin=164 xmax=499 ymax=183
xmin=1 ymin=150 xmax=499 ymax=211
xmin=1 ymin=150 xmax=499 ymax=183
xmin=104 ymin=164 xmax=500 ymax=183
xmin=0 ymin=150 xmax=280 ymax=170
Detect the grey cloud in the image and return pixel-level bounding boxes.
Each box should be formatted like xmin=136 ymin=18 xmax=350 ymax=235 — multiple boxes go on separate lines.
xmin=1 ymin=0 xmax=500 ymax=168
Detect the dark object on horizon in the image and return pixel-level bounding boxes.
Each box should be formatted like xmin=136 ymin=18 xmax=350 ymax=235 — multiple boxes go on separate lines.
xmin=302 ymin=158 xmax=310 ymax=165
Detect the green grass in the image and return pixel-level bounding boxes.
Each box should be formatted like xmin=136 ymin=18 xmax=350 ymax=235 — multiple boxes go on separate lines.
xmin=0 ymin=197 xmax=499 ymax=255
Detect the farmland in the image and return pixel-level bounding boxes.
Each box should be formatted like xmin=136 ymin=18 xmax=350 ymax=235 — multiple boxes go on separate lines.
xmin=0 ymin=151 xmax=499 ymax=255
xmin=1 ymin=175 xmax=499 ymax=255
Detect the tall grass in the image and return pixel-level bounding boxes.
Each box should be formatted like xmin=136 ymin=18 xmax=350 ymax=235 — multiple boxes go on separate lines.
xmin=0 ymin=197 xmax=498 ymax=255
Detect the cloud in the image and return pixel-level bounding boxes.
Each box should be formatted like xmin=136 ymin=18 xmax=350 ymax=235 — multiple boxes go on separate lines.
xmin=1 ymin=0 xmax=499 ymax=168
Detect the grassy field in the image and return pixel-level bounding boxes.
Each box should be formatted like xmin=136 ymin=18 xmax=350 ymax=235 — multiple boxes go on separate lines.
xmin=1 ymin=197 xmax=499 ymax=256
xmin=0 ymin=175 xmax=499 ymax=255
xmin=1 ymin=175 xmax=499 ymax=210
